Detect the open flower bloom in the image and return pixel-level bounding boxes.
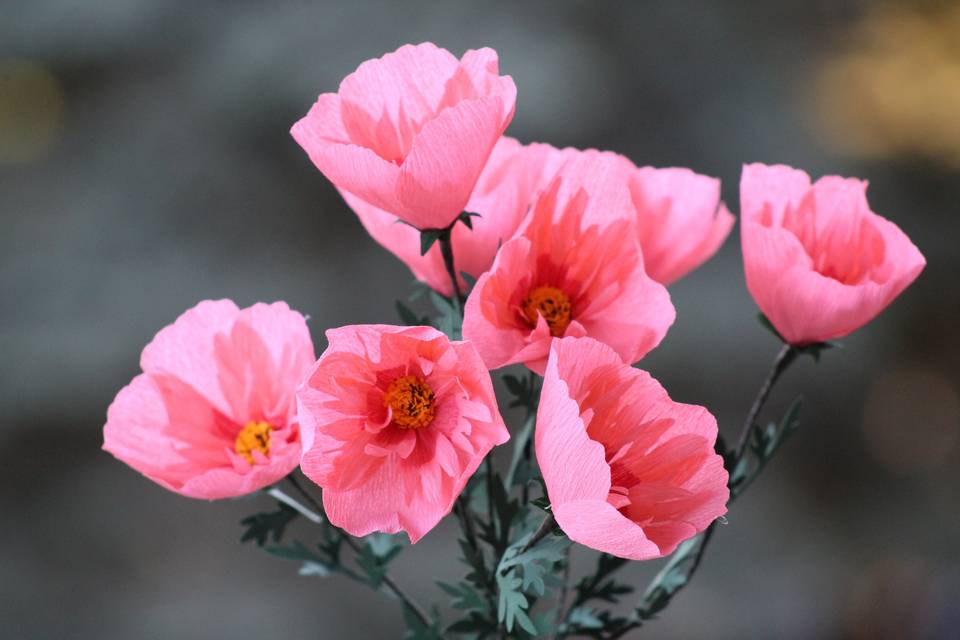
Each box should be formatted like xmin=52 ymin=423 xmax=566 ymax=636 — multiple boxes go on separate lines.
xmin=546 ymin=149 xmax=733 ymax=284
xmin=343 ymin=137 xmax=562 ymax=296
xmin=741 ymin=163 xmax=926 ymax=345
xmin=103 ymin=300 xmax=316 ymax=499
xmin=297 ymin=325 xmax=508 ymax=543
xmin=536 ymin=337 xmax=729 ymax=560
xmin=462 ymin=176 xmax=675 ymax=374
xmin=291 ymin=42 xmax=516 ymax=230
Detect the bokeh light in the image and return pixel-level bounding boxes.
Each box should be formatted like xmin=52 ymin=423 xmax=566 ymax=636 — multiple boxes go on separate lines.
xmin=0 ymin=59 xmax=65 ymax=165
xmin=814 ymin=3 xmax=960 ymax=169
xmin=862 ymin=364 xmax=960 ymax=477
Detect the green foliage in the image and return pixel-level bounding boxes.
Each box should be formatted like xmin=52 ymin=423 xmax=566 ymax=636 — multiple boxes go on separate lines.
xmin=502 ymin=372 xmax=540 ymax=409
xmin=396 ymin=300 xmax=430 ymax=326
xmin=429 ymin=289 xmax=462 ymax=339
xmin=356 ymin=533 xmax=406 ymax=588
xmin=730 ymin=396 xmax=804 ymax=500
xmin=495 ymin=534 xmax=570 ymax=634
xmin=402 ymin=604 xmax=444 ymax=640
xmin=636 ymin=535 xmax=702 ymax=620
xmin=239 ymin=502 xmax=298 ymax=546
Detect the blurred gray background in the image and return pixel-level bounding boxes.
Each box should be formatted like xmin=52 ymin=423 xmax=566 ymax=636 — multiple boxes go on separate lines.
xmin=2 ymin=1 xmax=958 ymax=638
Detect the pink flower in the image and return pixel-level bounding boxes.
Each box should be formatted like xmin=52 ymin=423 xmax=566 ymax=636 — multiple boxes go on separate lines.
xmin=536 ymin=337 xmax=729 ymax=560
xmin=630 ymin=167 xmax=735 ymax=284
xmin=103 ymin=300 xmax=316 ymax=499
xmin=740 ymin=163 xmax=926 ymax=345
xmin=462 ymin=175 xmax=675 ymax=374
xmin=297 ymin=324 xmax=509 ymax=543
xmin=545 ymin=149 xmax=734 ymax=284
xmin=291 ymin=42 xmax=516 ymax=230
xmin=343 ymin=137 xmax=562 ymax=296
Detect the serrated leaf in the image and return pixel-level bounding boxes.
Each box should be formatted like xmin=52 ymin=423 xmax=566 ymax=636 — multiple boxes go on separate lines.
xmin=239 ymin=502 xmax=298 ymax=546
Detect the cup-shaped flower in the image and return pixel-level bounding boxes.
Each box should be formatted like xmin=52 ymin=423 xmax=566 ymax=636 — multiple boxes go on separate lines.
xmin=297 ymin=324 xmax=509 ymax=543
xmin=536 ymin=337 xmax=729 ymax=560
xmin=546 ymin=149 xmax=733 ymax=284
xmin=291 ymin=42 xmax=517 ymax=230
xmin=103 ymin=300 xmax=316 ymax=499
xmin=740 ymin=163 xmax=926 ymax=345
xmin=343 ymin=137 xmax=562 ymax=296
xmin=462 ymin=176 xmax=675 ymax=374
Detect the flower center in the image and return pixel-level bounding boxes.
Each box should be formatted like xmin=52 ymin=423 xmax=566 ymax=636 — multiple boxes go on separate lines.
xmin=383 ymin=375 xmax=436 ymax=429
xmin=522 ymin=285 xmax=571 ymax=337
xmin=235 ymin=420 xmax=273 ymax=463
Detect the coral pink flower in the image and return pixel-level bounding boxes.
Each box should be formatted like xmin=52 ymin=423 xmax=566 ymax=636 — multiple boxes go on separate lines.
xmin=103 ymin=300 xmax=316 ymax=499
xmin=462 ymin=176 xmax=675 ymax=374
xmin=536 ymin=337 xmax=729 ymax=560
xmin=291 ymin=42 xmax=516 ymax=230
xmin=343 ymin=137 xmax=563 ymax=296
xmin=740 ymin=163 xmax=926 ymax=345
xmin=545 ymin=149 xmax=734 ymax=284
xmin=297 ymin=324 xmax=508 ymax=543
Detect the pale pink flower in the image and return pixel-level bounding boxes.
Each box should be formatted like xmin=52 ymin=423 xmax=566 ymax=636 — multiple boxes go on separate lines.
xmin=343 ymin=137 xmax=562 ymax=296
xmin=462 ymin=176 xmax=675 ymax=374
xmin=103 ymin=300 xmax=316 ymax=499
xmin=630 ymin=167 xmax=735 ymax=284
xmin=297 ymin=324 xmax=508 ymax=543
xmin=291 ymin=42 xmax=516 ymax=230
xmin=536 ymin=337 xmax=729 ymax=560
xmin=740 ymin=163 xmax=926 ymax=345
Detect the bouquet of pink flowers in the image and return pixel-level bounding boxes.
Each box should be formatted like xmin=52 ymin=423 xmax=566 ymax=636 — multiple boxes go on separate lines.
xmin=103 ymin=43 xmax=925 ymax=638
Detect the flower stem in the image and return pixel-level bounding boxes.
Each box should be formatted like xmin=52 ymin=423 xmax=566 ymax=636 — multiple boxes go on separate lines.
xmin=283 ymin=475 xmax=432 ymax=628
xmin=733 ymin=343 xmax=797 ymax=462
xmin=438 ymin=227 xmax=465 ymax=308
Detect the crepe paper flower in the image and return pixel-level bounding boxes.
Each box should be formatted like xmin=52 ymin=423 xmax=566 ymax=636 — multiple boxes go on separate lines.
xmin=740 ymin=163 xmax=926 ymax=346
xmin=297 ymin=324 xmax=509 ymax=543
xmin=540 ymin=149 xmax=733 ymax=284
xmin=103 ymin=300 xmax=316 ymax=499
xmin=462 ymin=176 xmax=675 ymax=374
xmin=629 ymin=167 xmax=735 ymax=284
xmin=536 ymin=336 xmax=729 ymax=560
xmin=291 ymin=42 xmax=517 ymax=231
xmin=343 ymin=137 xmax=563 ymax=297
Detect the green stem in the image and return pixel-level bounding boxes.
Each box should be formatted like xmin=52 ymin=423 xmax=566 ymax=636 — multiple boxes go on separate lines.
xmin=283 ymin=476 xmax=432 ymax=627
xmin=438 ymin=228 xmax=465 ymax=308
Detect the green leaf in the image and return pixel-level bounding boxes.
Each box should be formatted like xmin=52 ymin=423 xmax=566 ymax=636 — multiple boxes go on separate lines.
xmin=402 ymin=604 xmax=443 ymax=640
xmin=496 ymin=571 xmax=537 ymax=634
xmin=239 ymin=502 xmax=298 ymax=546
xmin=395 ymin=300 xmax=427 ymax=326
xmin=420 ymin=229 xmax=443 ymax=255
xmin=505 ymin=414 xmax=535 ymax=489
xmin=637 ymin=536 xmax=701 ymax=619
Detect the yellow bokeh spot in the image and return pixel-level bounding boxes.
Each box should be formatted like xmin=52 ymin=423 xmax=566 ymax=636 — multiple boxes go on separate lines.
xmin=0 ymin=59 xmax=65 ymax=165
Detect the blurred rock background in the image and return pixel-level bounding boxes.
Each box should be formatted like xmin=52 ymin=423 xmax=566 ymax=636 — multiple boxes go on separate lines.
xmin=1 ymin=1 xmax=958 ymax=638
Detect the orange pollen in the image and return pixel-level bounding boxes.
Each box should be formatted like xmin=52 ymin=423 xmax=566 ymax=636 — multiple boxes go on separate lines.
xmin=522 ymin=285 xmax=572 ymax=337
xmin=383 ymin=375 xmax=436 ymax=429
xmin=235 ymin=420 xmax=273 ymax=464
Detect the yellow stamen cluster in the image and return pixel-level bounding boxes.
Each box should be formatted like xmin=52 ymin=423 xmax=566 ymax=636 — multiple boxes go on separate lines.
xmin=522 ymin=285 xmax=572 ymax=337
xmin=235 ymin=420 xmax=273 ymax=464
xmin=383 ymin=375 xmax=436 ymax=429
